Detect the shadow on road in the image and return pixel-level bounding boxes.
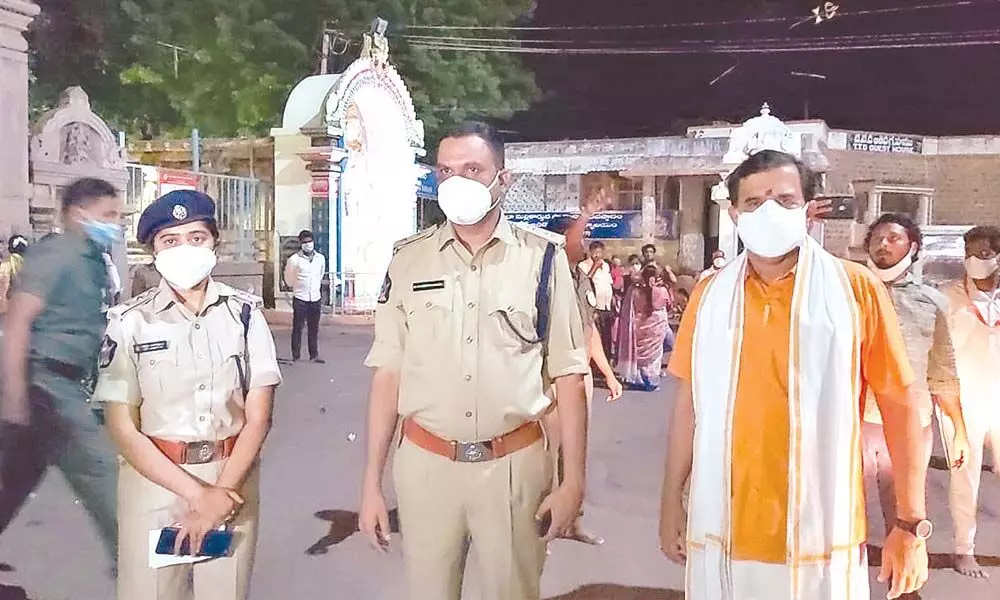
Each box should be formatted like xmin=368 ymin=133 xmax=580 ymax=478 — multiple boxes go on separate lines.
xmin=0 ymin=584 xmax=29 ymax=600
xmin=544 ymin=584 xmax=683 ymax=599
xmin=306 ymin=508 xmax=400 ymax=555
xmin=868 ymin=545 xmax=1000 ymax=569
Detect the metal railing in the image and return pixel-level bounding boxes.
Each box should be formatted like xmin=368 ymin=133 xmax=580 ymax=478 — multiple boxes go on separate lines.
xmin=124 ymin=165 xmax=273 ymax=263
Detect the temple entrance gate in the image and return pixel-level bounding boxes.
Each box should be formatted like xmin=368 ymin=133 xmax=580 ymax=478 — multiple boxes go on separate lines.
xmin=273 ymin=18 xmax=426 ymax=315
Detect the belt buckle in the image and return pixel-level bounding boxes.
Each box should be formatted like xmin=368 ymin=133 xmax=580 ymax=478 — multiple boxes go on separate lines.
xmin=455 ymin=441 xmax=492 ymax=463
xmin=185 ymin=441 xmax=215 ymax=465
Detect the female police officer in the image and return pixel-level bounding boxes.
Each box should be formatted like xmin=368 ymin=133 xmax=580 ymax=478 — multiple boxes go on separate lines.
xmin=94 ymin=190 xmax=282 ymax=600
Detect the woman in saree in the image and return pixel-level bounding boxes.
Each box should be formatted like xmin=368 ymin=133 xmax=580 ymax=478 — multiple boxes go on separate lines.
xmin=616 ymin=264 xmax=673 ymax=391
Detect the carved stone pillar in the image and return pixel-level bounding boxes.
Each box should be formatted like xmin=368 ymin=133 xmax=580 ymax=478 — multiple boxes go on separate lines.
xmin=640 ymin=175 xmax=655 ymax=242
xmin=678 ymin=177 xmax=707 ymax=272
xmin=0 ymin=0 xmax=39 ymax=237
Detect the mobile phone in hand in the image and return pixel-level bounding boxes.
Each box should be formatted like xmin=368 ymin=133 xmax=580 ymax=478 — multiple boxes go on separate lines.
xmin=155 ymin=528 xmax=234 ymax=557
xmin=536 ymin=513 xmax=552 ymax=538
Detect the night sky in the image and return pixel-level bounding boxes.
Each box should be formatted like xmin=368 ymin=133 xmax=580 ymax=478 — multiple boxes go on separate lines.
xmin=500 ymin=0 xmax=1000 ymax=140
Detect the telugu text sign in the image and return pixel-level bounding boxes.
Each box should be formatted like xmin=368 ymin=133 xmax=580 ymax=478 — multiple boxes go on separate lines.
xmin=505 ymin=211 xmax=677 ymax=240
xmin=847 ymin=132 xmax=923 ymax=155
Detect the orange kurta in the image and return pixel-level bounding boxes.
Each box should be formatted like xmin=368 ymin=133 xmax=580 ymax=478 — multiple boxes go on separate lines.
xmin=669 ymin=259 xmax=914 ymax=564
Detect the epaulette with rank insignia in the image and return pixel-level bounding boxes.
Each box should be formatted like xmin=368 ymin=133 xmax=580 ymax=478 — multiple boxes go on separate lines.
xmin=228 ymin=288 xmax=264 ymax=311
xmin=511 ymin=222 xmax=567 ymax=248
xmin=392 ymin=223 xmax=441 ymax=255
xmin=113 ymin=287 xmax=159 ymax=318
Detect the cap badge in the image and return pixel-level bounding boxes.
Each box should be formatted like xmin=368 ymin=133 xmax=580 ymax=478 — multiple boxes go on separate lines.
xmin=172 ymin=204 xmax=188 ymax=220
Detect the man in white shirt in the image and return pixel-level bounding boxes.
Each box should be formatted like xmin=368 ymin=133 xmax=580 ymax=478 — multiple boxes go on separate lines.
xmin=943 ymin=225 xmax=1000 ymax=579
xmin=578 ymin=241 xmax=614 ymax=360
xmin=284 ymin=229 xmax=327 ymax=363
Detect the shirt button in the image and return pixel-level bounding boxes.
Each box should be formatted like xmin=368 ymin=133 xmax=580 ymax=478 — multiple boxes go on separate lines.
xmin=468 ymin=302 xmax=475 ymax=309
xmin=149 ymin=360 xmax=155 ymax=366
xmin=425 ymin=301 xmax=432 ymax=308
xmin=464 ymin=374 xmax=472 ymax=381
xmin=471 ymin=265 xmax=478 ymax=272
xmin=199 ymin=416 xmax=207 ymax=422
xmin=465 ymin=411 xmax=473 ymax=418
xmin=465 ymin=336 xmax=473 ymax=344
xmin=194 ymin=324 xmax=201 ymax=330
xmin=198 ymin=384 xmax=206 ymax=391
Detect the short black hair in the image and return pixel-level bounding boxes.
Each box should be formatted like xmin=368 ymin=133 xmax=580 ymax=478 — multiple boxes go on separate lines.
xmin=726 ymin=150 xmax=816 ymax=204
xmin=545 ymin=215 xmax=576 ymax=235
xmin=642 ymin=244 xmax=656 ymax=254
xmin=964 ymin=225 xmax=1000 ymax=254
xmin=298 ymin=229 xmax=314 ymax=242
xmin=589 ymin=240 xmax=605 ymax=252
xmin=865 ymin=213 xmax=923 ymax=260
xmin=441 ymin=121 xmax=505 ymax=167
xmin=61 ymin=178 xmax=117 ymax=213
xmin=627 ymin=254 xmax=641 ymax=265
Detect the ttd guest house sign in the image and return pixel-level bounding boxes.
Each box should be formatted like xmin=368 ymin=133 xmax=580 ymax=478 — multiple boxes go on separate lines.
xmin=847 ymin=131 xmax=924 ymax=155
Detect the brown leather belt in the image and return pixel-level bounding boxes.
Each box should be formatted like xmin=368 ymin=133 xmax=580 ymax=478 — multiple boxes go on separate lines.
xmin=150 ymin=436 xmax=237 ymax=465
xmin=402 ymin=418 xmax=543 ymax=463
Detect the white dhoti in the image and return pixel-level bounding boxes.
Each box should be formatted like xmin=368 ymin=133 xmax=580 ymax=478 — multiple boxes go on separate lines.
xmin=686 ymin=238 xmax=868 ymax=600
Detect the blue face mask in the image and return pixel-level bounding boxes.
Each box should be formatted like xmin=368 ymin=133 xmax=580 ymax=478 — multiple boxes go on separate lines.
xmin=81 ymin=219 xmax=121 ymax=248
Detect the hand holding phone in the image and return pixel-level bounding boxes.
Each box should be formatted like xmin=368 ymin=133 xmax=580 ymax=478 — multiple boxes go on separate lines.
xmin=155 ymin=527 xmax=234 ymax=558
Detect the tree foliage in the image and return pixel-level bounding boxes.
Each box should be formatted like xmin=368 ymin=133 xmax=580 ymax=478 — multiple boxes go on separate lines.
xmin=27 ymin=0 xmax=538 ymax=144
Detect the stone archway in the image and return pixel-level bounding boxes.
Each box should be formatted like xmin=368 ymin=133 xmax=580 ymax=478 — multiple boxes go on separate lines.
xmin=0 ymin=1 xmax=40 ymax=239
xmin=29 ymin=86 xmax=130 ymax=289
xmin=294 ymin=18 xmax=426 ymax=312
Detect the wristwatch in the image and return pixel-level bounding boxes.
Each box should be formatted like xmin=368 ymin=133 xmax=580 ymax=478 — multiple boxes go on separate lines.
xmin=896 ymin=518 xmax=933 ymax=540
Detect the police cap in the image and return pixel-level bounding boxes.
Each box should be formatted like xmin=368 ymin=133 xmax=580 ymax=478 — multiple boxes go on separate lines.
xmin=137 ymin=190 xmax=217 ymax=244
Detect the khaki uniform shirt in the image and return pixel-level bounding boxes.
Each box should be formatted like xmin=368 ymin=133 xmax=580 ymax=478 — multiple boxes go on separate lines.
xmin=94 ymin=279 xmax=283 ymax=442
xmin=365 ymin=216 xmax=589 ymax=441
xmin=863 ymin=275 xmax=959 ymax=427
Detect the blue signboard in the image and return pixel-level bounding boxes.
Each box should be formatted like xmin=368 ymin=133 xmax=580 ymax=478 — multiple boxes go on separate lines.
xmin=505 ymin=211 xmax=676 ymax=240
xmin=417 ymin=168 xmax=437 ymax=199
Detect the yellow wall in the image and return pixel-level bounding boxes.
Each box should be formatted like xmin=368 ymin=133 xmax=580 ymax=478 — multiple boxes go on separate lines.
xmin=272 ymin=131 xmax=314 ymax=236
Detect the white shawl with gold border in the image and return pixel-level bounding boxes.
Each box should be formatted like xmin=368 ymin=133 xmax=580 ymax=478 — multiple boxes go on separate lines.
xmin=686 ymin=237 xmax=868 ymax=600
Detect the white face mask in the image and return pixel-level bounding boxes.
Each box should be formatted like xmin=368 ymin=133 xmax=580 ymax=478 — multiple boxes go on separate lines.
xmin=712 ymin=257 xmax=726 ymax=269
xmin=436 ymin=174 xmax=500 ymax=226
xmin=867 ymin=252 xmax=913 ymax=283
xmin=966 ymin=256 xmax=1000 ymax=280
xmin=735 ymin=200 xmax=807 ymax=258
xmin=301 ymin=242 xmax=314 ymax=253
xmin=155 ymin=244 xmax=217 ymax=291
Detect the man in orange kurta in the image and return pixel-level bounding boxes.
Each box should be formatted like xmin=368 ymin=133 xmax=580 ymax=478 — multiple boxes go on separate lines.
xmin=659 ymin=150 xmax=930 ymax=600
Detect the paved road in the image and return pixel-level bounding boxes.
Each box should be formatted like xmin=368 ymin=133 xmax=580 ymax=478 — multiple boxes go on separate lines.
xmin=1 ymin=325 xmax=998 ymax=599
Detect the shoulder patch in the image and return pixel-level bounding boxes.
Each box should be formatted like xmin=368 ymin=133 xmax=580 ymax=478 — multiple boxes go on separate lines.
xmin=229 ymin=288 xmax=264 ymax=311
xmin=511 ymin=222 xmax=567 ymax=247
xmin=378 ymin=273 xmax=392 ymax=304
xmin=113 ymin=287 xmax=159 ymax=317
xmin=98 ymin=335 xmax=118 ymax=369
xmin=393 ymin=224 xmax=441 ymax=255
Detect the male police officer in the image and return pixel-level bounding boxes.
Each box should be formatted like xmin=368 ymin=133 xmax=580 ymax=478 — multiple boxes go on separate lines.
xmin=0 ymin=178 xmax=122 ymax=559
xmin=359 ymin=122 xmax=590 ymax=600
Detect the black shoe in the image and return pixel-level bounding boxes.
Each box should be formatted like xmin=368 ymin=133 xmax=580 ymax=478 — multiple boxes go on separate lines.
xmin=310 ymin=357 xmax=326 ymax=364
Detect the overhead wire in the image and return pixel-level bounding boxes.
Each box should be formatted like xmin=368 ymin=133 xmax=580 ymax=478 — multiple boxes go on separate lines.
xmin=397 ymin=0 xmax=997 ymax=31
xmin=405 ymin=29 xmax=1000 ymax=55
xmin=399 ymin=29 xmax=1000 ymax=47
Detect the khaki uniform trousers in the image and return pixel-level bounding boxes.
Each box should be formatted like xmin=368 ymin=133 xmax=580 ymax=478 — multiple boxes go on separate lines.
xmin=393 ymin=434 xmax=552 ymax=600
xmin=117 ymin=457 xmax=260 ymax=600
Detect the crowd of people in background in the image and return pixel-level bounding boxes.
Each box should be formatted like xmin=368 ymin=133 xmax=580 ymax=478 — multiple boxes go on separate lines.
xmin=576 ymin=241 xmax=685 ymax=392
